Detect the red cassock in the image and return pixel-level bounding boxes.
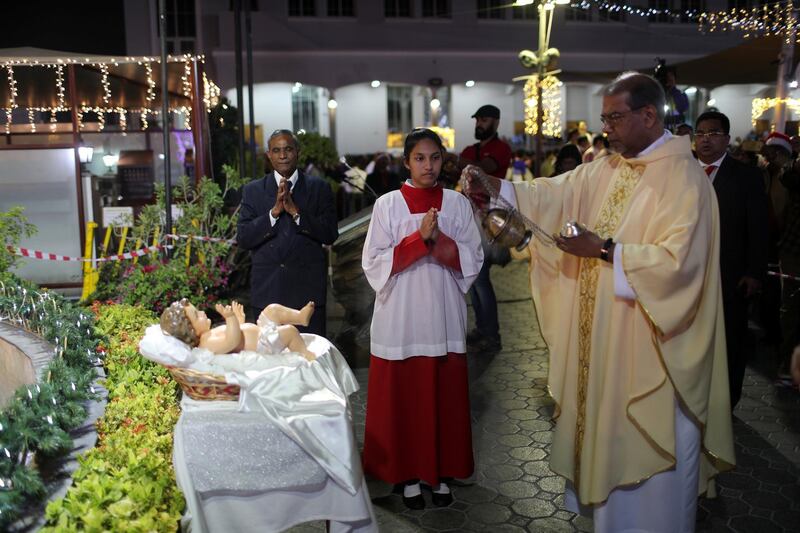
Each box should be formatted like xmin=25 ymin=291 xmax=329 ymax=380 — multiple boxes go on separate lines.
xmin=362 ymin=183 xmax=477 ymax=485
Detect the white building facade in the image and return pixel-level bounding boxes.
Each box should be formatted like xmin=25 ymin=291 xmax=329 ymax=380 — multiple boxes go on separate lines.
xmin=124 ymin=0 xmax=784 ymax=154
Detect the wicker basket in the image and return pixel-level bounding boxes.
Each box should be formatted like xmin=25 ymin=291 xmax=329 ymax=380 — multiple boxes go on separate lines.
xmin=167 ymin=366 xmax=240 ymax=401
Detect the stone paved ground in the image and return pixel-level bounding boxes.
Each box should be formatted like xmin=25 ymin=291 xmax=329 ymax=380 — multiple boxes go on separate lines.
xmin=290 ymin=259 xmax=800 ymax=532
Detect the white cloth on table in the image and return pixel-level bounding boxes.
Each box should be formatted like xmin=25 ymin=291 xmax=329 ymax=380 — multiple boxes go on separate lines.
xmin=174 ymin=397 xmax=376 ymax=533
xmin=564 ymin=398 xmax=701 ymax=533
xmin=362 ymin=188 xmax=483 ymax=359
xmin=139 ymin=328 xmax=376 ymax=532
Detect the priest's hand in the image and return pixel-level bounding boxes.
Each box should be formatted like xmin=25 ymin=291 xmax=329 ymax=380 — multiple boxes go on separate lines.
xmin=420 ymin=208 xmax=439 ymax=242
xmin=554 ymin=230 xmax=607 ymax=259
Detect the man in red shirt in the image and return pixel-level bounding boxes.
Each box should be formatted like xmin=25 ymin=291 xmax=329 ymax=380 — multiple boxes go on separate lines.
xmin=459 ymin=104 xmax=512 ymax=352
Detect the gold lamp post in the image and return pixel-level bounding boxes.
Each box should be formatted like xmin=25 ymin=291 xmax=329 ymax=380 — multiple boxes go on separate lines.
xmin=513 ymin=0 xmax=568 ymax=176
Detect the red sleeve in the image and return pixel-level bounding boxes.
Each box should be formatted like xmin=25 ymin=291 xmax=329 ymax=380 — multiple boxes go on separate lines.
xmin=391 ymin=230 xmax=430 ymax=275
xmin=430 ymin=231 xmax=461 ymax=272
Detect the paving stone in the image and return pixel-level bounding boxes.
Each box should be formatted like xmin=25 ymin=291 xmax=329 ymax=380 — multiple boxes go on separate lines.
xmin=498 ymin=434 xmax=534 ymax=448
xmin=452 ymin=485 xmax=497 ymax=504
xmin=419 ymin=509 xmax=466 ymax=530
xmin=742 ymin=489 xmax=792 ymax=511
xmin=507 ymin=409 xmax=538 ymax=421
xmin=537 ymin=476 xmax=565 ymax=494
xmin=523 ymin=460 xmax=555 ymax=477
xmin=483 ymin=421 xmax=522 ymax=435
xmin=510 ymin=447 xmax=548 ymax=462
xmin=718 ymin=471 xmax=758 ymax=490
xmin=750 ymin=467 xmax=797 ymax=486
xmin=466 ymin=502 xmax=512 ymax=524
xmin=512 ymin=497 xmax=557 ymax=518
xmin=518 ymin=419 xmax=553 ymax=432
xmin=497 ymin=480 xmax=539 ymax=499
xmin=728 ymin=515 xmax=783 ymax=533
xmin=527 ymin=516 xmax=574 ymax=532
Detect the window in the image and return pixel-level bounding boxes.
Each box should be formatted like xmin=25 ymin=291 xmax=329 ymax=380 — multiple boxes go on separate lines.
xmin=387 ymin=85 xmax=413 ymax=134
xmin=424 ymin=87 xmax=450 ymax=128
xmin=385 ymin=0 xmax=412 ymax=17
xmin=599 ymin=2 xmax=626 ymax=23
xmin=422 ymin=0 xmax=451 ymax=18
xmin=512 ymin=3 xmax=537 ymax=20
xmin=477 ymin=0 xmax=504 ymax=19
xmin=328 ymin=0 xmax=354 ymax=17
xmin=648 ymin=0 xmax=673 ymax=23
xmin=292 ymin=86 xmax=319 ymax=133
xmin=289 ymin=0 xmax=315 ymax=17
xmin=164 ymin=0 xmax=196 ymax=54
xmin=565 ymin=6 xmax=591 ymax=22
xmin=680 ymin=0 xmax=704 ymax=23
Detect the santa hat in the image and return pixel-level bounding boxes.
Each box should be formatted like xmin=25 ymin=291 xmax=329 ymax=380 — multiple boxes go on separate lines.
xmin=765 ymin=131 xmax=792 ymax=153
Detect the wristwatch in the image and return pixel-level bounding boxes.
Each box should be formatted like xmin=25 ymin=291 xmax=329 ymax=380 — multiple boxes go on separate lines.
xmin=292 ymin=212 xmax=301 ymax=223
xmin=600 ymin=238 xmax=614 ymax=262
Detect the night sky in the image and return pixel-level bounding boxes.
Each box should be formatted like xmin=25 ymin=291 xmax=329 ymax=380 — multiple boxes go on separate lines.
xmin=1 ymin=1 xmax=127 ymax=55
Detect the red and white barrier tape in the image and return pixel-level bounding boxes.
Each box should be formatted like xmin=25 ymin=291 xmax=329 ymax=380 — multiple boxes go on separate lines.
xmin=165 ymin=233 xmax=237 ymax=245
xmin=7 ymin=244 xmax=169 ymax=263
xmin=768 ymin=270 xmax=800 ymax=282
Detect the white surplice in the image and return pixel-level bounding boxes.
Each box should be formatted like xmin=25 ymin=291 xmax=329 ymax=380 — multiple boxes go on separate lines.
xmin=362 ymin=188 xmax=483 ymax=359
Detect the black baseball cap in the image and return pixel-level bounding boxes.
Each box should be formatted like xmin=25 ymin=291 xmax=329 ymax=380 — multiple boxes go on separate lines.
xmin=471 ymin=105 xmax=500 ymax=119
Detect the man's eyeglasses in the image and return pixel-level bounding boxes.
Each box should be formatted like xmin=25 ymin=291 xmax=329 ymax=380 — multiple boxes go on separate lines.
xmin=599 ymin=106 xmax=645 ymax=126
xmin=694 ymin=131 xmax=727 ymax=140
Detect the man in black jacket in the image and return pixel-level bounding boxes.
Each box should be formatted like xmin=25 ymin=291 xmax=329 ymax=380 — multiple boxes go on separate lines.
xmin=695 ymin=111 xmax=769 ymax=407
xmin=237 ymin=129 xmax=338 ymax=336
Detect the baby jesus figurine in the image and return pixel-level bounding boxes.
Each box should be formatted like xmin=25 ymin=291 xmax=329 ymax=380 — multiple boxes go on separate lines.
xmin=160 ymin=299 xmax=317 ymax=360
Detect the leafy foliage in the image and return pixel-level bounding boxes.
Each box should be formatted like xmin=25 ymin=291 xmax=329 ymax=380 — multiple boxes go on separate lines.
xmin=91 ymin=174 xmax=242 ymax=313
xmin=41 ymin=304 xmax=184 ymax=532
xmin=0 ymin=273 xmax=100 ymax=528
xmin=0 ymin=206 xmax=36 ymax=274
xmin=297 ymin=131 xmax=339 ymax=170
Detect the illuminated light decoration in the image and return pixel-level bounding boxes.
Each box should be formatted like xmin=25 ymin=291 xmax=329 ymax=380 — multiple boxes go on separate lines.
xmin=118 ymin=106 xmax=127 ymax=135
xmin=5 ymin=65 xmax=17 ymax=134
xmin=523 ymin=74 xmax=562 ymax=137
xmin=145 ymin=62 xmax=156 ymax=104
xmin=751 ymin=97 xmax=800 ymax=126
xmin=141 ymin=109 xmax=149 ymax=130
xmin=28 ymin=108 xmax=35 ymax=132
xmin=99 ymin=64 xmax=111 ymax=105
xmin=698 ymin=2 xmax=798 ymax=43
xmin=55 ymin=65 xmax=66 ymax=109
xmin=203 ymin=72 xmax=221 ymax=109
xmin=553 ymin=1 xmax=703 ymax=23
xmin=76 ymin=108 xmax=83 ymax=131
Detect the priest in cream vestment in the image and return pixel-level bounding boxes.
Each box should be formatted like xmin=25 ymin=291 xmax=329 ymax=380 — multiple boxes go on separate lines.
xmin=478 ymin=73 xmax=735 ymax=532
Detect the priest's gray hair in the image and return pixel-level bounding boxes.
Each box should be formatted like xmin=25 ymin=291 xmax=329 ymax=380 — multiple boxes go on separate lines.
xmin=603 ymin=72 xmax=666 ymax=123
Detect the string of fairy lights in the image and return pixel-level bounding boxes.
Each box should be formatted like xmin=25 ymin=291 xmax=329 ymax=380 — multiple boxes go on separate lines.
xmin=0 ymin=54 xmax=221 ymax=135
xmin=523 ymin=75 xmax=562 ymax=137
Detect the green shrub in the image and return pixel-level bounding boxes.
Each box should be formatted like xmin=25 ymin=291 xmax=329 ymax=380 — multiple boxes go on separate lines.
xmin=0 ymin=206 xmax=36 ymax=275
xmin=41 ymin=304 xmax=184 ymax=532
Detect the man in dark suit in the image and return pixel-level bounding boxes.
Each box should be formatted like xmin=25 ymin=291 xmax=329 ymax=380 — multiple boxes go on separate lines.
xmin=237 ymin=129 xmax=338 ymax=336
xmin=695 ymin=111 xmax=768 ymax=408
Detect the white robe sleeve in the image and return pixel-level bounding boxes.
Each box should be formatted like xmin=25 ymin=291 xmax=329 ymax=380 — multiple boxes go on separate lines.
xmin=613 ymin=244 xmax=637 ymax=300
xmin=361 ymin=196 xmax=398 ymax=293
xmin=448 ymin=194 xmax=484 ymax=294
